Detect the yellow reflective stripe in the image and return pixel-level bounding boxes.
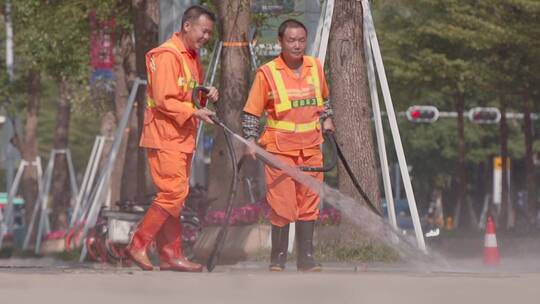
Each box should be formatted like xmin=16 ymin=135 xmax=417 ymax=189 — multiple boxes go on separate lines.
xmin=180 ymin=59 xmax=192 ymax=91
xmin=267 ymin=58 xmax=323 ymax=113
xmin=306 ymin=56 xmax=323 ymax=107
xmin=161 ymin=42 xmax=195 ymax=91
xmin=150 ymin=57 xmax=156 ymax=72
xmin=266 ymin=119 xmax=320 ymax=132
xmin=146 ymin=97 xmax=194 ymax=109
xmin=267 ymin=61 xmax=291 ymax=113
xmin=147 ymin=97 xmax=156 ymax=108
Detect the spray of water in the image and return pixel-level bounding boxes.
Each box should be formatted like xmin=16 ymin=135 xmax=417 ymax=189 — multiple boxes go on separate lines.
xmin=228 ymin=132 xmax=450 ymax=271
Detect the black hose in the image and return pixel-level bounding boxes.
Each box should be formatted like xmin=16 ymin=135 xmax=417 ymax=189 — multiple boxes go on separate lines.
xmin=329 ymin=132 xmax=382 ymax=217
xmin=205 ymin=129 xmax=237 ymax=272
xmin=192 ymin=87 xmax=237 ymax=136
xmin=191 ymin=86 xmax=240 ymax=272
xmin=298 ymin=130 xmax=338 ymax=172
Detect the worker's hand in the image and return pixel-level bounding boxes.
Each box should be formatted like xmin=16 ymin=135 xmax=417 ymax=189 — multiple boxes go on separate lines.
xmin=205 ymin=86 xmax=219 ymax=102
xmin=245 ymin=137 xmax=258 ymax=160
xmin=322 ymin=118 xmax=335 ymax=132
xmin=194 ymin=108 xmax=216 ymax=124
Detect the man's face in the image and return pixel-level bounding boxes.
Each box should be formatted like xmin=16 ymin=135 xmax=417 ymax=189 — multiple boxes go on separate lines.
xmin=279 ymin=27 xmax=307 ymax=62
xmin=183 ymin=15 xmax=214 ymax=51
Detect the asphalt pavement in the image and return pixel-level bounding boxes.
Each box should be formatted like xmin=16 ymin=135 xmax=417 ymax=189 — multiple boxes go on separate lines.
xmin=1 ymin=256 xmax=539 ymax=304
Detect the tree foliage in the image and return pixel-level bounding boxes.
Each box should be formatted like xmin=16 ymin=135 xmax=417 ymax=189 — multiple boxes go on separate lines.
xmin=375 ymin=0 xmax=540 ymax=216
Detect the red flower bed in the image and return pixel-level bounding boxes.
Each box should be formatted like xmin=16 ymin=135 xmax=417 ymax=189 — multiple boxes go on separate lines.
xmin=203 ymin=201 xmax=271 ymax=226
xmin=203 ymin=201 xmax=341 ymax=227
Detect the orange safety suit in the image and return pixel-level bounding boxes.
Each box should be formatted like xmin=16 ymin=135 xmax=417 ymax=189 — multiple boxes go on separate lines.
xmin=243 ymin=55 xmax=329 ymax=227
xmin=139 ymin=32 xmax=204 ymax=217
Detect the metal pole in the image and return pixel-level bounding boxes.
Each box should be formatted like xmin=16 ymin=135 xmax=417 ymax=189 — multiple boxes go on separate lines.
xmin=77 ymin=136 xmax=107 ymax=224
xmin=34 ymin=151 xmax=56 ymax=253
xmin=190 ymin=40 xmax=223 ymax=187
xmin=23 ymin=188 xmax=42 ymax=249
xmin=395 ymin=164 xmax=402 ymax=200
xmin=309 ymin=0 xmax=325 ymax=58
xmin=248 ymin=42 xmax=259 ymax=70
xmin=0 ymin=160 xmax=27 ymax=248
xmin=35 ymin=157 xmax=43 ymax=197
xmin=79 ymin=78 xmax=145 ymax=261
xmin=0 ymin=211 xmax=4 ymax=247
xmin=363 ymin=17 xmax=398 ymax=232
xmin=190 ymin=125 xmax=207 ymax=187
xmin=5 ymin=1 xmax=13 ymax=81
xmin=24 ymin=154 xmax=48 ymax=250
xmin=21 ymin=156 xmax=45 ymax=250
xmin=4 ymin=161 xmax=25 ymax=231
xmin=70 ymin=136 xmax=100 ymax=227
xmin=310 ymin=0 xmax=334 ymax=65
xmin=203 ymin=40 xmax=220 ymax=86
xmin=4 ymin=1 xmax=15 ymax=193
xmin=65 ymin=149 xmax=79 ymax=198
xmin=362 ymin=0 xmax=426 ymax=252
xmin=209 ymin=42 xmax=222 ymax=86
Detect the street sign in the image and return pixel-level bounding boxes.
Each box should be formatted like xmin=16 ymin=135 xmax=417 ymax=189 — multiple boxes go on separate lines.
xmin=493 ymin=156 xmax=511 ymax=205
xmin=251 ymin=0 xmax=295 ymax=13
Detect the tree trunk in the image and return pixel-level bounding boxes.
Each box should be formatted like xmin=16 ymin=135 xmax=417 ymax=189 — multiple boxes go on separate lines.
xmin=328 ymin=0 xmax=380 ymax=242
xmin=121 ymin=116 xmax=142 ymax=201
xmin=207 ymin=0 xmax=252 ymax=209
xmin=474 ymin=161 xmax=485 ymax=213
xmin=455 ymin=94 xmax=470 ymax=228
xmin=50 ymin=78 xmax=72 ymax=231
xmin=113 ymin=32 xmax=138 ymax=207
xmin=21 ymin=72 xmax=41 ymax=227
xmin=132 ymin=0 xmax=159 ymax=204
xmin=523 ymin=92 xmax=536 ymax=226
xmin=499 ymin=100 xmax=511 ymax=229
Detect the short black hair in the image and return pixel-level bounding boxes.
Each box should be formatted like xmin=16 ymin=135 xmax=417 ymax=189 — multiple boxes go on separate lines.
xmin=181 ymin=5 xmax=216 ymax=28
xmin=278 ymin=19 xmax=308 ymax=39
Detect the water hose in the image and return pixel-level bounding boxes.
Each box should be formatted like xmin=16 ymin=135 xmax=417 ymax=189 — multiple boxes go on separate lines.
xmin=328 ymin=132 xmax=382 ymax=216
xmin=191 ymin=87 xmax=238 ymax=272
xmin=191 ymin=86 xmax=382 ymax=271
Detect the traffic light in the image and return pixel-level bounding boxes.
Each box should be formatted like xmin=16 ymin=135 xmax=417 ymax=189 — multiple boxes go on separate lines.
xmin=406 ymin=105 xmax=439 ymax=123
xmin=468 ymin=107 xmax=501 ymax=124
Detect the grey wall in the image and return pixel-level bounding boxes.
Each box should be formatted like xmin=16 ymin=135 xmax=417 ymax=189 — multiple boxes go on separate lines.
xmin=159 ymin=0 xmax=199 ymax=43
xmin=302 ymin=0 xmax=322 ymax=52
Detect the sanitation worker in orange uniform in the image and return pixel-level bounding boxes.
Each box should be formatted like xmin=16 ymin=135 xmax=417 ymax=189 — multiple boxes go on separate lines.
xmin=242 ymin=19 xmax=335 ymax=272
xmin=126 ymin=5 xmax=218 ymax=272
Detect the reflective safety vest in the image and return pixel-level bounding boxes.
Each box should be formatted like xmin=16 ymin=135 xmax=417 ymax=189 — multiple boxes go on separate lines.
xmin=140 ymin=34 xmax=204 ymax=152
xmin=259 ymin=56 xmax=325 ymax=151
xmin=144 ymin=39 xmax=201 ymax=124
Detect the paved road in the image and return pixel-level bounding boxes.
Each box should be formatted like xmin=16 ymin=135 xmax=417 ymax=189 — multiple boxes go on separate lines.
xmin=1 ymin=259 xmax=539 ymax=304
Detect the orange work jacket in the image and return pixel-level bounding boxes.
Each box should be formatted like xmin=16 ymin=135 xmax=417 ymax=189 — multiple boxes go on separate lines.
xmin=244 ymin=55 xmax=328 ymax=156
xmin=139 ymin=32 xmax=204 ymax=152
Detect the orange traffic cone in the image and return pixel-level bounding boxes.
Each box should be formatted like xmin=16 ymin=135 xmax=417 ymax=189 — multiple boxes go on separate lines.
xmin=483 ymin=216 xmax=500 ymax=266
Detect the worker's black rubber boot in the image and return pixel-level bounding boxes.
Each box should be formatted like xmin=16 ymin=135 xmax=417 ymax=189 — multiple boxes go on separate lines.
xmin=269 ymin=224 xmax=289 ymax=271
xmin=296 ymin=220 xmax=322 ymax=272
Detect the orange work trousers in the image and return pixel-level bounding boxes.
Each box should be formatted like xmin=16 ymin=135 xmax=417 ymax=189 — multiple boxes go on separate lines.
xmin=147 ymin=149 xmax=192 ymax=217
xmin=265 ymin=151 xmax=323 ymax=227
